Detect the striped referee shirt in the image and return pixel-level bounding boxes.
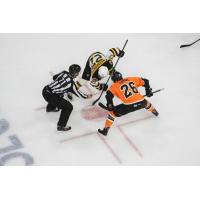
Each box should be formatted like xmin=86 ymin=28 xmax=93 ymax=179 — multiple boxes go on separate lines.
xmin=47 ymin=71 xmax=87 ymax=98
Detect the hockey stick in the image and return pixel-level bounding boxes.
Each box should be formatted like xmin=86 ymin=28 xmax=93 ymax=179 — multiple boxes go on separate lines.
xmin=180 ymin=38 xmax=200 ymax=48
xmin=143 ymin=88 xmax=164 ymax=97
xmin=98 ymin=88 xmax=165 ymax=111
xmin=92 ymin=39 xmax=129 ymax=105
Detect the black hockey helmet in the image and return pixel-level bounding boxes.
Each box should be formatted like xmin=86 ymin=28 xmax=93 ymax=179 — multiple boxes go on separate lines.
xmin=111 ymin=71 xmax=123 ymax=82
xmin=69 ymin=64 xmax=81 ymax=78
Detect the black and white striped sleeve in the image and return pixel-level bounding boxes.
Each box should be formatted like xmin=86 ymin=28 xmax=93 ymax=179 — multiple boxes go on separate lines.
xmin=71 ymin=84 xmax=88 ymax=99
xmin=53 ymin=71 xmax=65 ymax=80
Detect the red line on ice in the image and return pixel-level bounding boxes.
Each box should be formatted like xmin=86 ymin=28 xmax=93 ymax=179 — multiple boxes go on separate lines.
xmin=60 ymin=131 xmax=122 ymax=164
xmin=97 ymin=134 xmax=122 ymax=164
xmin=60 ymin=131 xmax=97 ymax=143
xmin=59 ymin=115 xmax=153 ymax=162
xmin=117 ymin=126 xmax=143 ymax=158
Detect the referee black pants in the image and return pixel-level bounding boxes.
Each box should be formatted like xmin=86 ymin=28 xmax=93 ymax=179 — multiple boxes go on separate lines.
xmin=42 ymin=87 xmax=73 ymax=127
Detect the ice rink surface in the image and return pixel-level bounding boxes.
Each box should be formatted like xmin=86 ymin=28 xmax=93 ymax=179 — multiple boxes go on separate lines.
xmin=0 ymin=33 xmax=200 ymax=165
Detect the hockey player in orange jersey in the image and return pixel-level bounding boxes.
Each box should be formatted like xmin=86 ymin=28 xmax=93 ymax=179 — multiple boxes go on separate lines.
xmin=98 ymin=71 xmax=159 ymax=136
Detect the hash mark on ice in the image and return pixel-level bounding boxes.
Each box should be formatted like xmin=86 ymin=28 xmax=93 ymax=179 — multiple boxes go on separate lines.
xmin=115 ymin=116 xmax=153 ymax=158
xmin=60 ymin=131 xmax=122 ymax=164
xmin=60 ymin=131 xmax=96 ymax=143
xmin=97 ymin=133 xmax=122 ymax=164
xmin=117 ymin=126 xmax=143 ymax=158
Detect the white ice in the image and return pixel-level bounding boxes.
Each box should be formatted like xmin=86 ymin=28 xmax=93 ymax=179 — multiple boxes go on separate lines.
xmin=0 ymin=33 xmax=200 ymax=165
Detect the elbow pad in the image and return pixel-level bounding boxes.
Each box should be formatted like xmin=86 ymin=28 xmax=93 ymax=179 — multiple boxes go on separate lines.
xmin=142 ymin=78 xmax=150 ymax=89
xmin=105 ymin=90 xmax=114 ymax=105
xmin=106 ymin=48 xmax=123 ymax=60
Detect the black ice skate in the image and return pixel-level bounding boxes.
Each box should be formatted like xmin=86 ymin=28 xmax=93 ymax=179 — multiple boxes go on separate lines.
xmin=98 ymin=127 xmax=109 ymax=136
xmin=46 ymin=107 xmax=60 ymax=112
xmin=152 ymin=109 xmax=159 ymax=116
xmin=57 ymin=125 xmax=71 ymax=131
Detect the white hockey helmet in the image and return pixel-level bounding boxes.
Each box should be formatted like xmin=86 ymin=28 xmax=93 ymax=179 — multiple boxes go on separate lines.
xmin=98 ymin=66 xmax=109 ymax=78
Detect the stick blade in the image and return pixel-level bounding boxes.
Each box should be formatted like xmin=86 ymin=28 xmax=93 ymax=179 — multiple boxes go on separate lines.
xmin=180 ymin=44 xmax=190 ymax=48
xmin=98 ymin=102 xmax=108 ymax=110
xmin=92 ymin=98 xmax=100 ymax=105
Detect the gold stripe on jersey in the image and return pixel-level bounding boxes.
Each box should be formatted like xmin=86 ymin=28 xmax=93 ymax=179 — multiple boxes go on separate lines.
xmin=110 ymin=49 xmax=116 ymax=56
xmin=95 ymin=82 xmax=101 ymax=90
xmin=88 ymin=52 xmax=98 ymax=60
xmin=90 ymin=80 xmax=101 ymax=90
xmin=110 ymin=48 xmax=118 ymax=57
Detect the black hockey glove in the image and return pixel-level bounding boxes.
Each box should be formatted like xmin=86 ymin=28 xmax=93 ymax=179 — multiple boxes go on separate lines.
xmin=145 ymin=88 xmax=153 ymax=97
xmin=100 ymin=83 xmax=108 ymax=91
xmin=118 ymin=50 xmax=125 ymax=58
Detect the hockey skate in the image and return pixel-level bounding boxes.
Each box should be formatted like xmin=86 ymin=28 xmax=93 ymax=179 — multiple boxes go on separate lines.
xmin=98 ymin=127 xmax=109 ymax=136
xmin=57 ymin=125 xmax=71 ymax=131
xmin=152 ymin=109 xmax=159 ymax=116
xmin=46 ymin=107 xmax=60 ymax=112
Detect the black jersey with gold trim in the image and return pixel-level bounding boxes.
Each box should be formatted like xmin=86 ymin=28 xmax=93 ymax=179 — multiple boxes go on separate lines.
xmin=81 ymin=48 xmax=121 ymax=81
xmin=75 ymin=47 xmax=123 ymax=90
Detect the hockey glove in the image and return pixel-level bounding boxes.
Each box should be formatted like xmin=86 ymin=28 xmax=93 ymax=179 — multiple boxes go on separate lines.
xmin=100 ymin=83 xmax=108 ymax=91
xmin=118 ymin=49 xmax=125 ymax=58
xmin=145 ymin=88 xmax=153 ymax=97
xmin=86 ymin=94 xmax=92 ymax=99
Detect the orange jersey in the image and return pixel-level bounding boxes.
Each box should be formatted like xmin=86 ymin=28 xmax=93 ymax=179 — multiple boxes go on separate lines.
xmin=108 ymin=77 xmax=145 ymax=104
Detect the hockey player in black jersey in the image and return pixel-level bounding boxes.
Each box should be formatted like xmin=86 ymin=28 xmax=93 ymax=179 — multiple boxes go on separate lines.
xmin=75 ymin=47 xmax=125 ymax=92
xmin=42 ymin=64 xmax=91 ymax=131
